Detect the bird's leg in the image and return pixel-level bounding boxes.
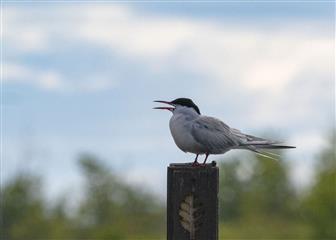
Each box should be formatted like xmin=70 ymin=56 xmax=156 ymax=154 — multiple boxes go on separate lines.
xmin=192 ymin=154 xmax=200 ymax=167
xmin=202 ymin=153 xmax=209 ymax=165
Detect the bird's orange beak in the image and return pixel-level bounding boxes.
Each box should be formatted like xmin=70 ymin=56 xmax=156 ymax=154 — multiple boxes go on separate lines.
xmin=153 ymin=100 xmax=175 ymax=111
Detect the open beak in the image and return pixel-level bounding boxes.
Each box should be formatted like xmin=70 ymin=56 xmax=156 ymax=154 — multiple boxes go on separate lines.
xmin=153 ymin=100 xmax=175 ymax=111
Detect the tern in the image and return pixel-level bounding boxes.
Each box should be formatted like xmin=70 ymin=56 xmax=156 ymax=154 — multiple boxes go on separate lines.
xmin=154 ymin=98 xmax=295 ymax=166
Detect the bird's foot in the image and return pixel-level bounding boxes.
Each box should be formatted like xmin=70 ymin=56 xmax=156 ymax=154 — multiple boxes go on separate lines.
xmin=192 ymin=161 xmax=201 ymax=167
xmin=192 ymin=162 xmax=207 ymax=167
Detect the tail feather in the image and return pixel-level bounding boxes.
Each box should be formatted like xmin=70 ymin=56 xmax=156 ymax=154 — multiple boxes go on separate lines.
xmin=240 ymin=142 xmax=295 ymax=149
xmin=248 ymin=147 xmax=288 ymax=161
xmin=240 ymin=137 xmax=295 ymax=160
xmin=251 ymin=149 xmax=279 ymax=161
xmin=234 ymin=131 xmax=296 ymax=158
xmin=258 ymin=150 xmax=281 ymax=157
xmin=252 ymin=144 xmax=296 ymax=149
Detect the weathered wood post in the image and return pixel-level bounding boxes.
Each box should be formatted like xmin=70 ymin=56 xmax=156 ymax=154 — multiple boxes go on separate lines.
xmin=167 ymin=161 xmax=219 ymax=240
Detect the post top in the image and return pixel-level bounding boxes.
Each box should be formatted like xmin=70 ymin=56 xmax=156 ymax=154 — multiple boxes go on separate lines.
xmin=169 ymin=161 xmax=217 ymax=169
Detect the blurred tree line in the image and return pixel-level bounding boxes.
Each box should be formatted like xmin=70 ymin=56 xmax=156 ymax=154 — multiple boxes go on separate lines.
xmin=1 ymin=134 xmax=335 ymax=239
xmin=218 ymin=132 xmax=336 ymax=239
xmin=1 ymin=155 xmax=165 ymax=240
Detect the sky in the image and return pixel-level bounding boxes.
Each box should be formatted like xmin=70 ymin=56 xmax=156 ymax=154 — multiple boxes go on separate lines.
xmin=2 ymin=1 xmax=335 ymax=200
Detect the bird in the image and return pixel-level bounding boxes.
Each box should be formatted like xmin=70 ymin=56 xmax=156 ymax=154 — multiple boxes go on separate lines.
xmin=154 ymin=98 xmax=295 ymax=166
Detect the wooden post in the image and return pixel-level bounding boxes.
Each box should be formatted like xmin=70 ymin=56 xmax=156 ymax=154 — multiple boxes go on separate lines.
xmin=167 ymin=161 xmax=219 ymax=240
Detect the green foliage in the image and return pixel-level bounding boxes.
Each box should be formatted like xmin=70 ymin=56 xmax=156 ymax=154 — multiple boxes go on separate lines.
xmin=241 ymin=155 xmax=295 ymax=218
xmin=76 ymin=154 xmax=165 ymax=239
xmin=1 ymin=134 xmax=335 ymax=239
xmin=1 ymin=174 xmax=51 ymax=240
xmin=218 ymin=154 xmax=306 ymax=238
xmin=1 ymin=155 xmax=165 ymax=240
xmin=303 ymin=133 xmax=336 ymax=239
xmin=218 ymin=132 xmax=336 ymax=239
xmin=219 ymin=160 xmax=243 ymax=221
xmin=219 ymin=154 xmax=295 ymax=221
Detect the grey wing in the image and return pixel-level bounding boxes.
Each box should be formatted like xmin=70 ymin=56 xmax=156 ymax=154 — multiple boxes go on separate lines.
xmin=191 ymin=116 xmax=240 ymax=154
xmin=231 ymin=128 xmax=278 ymax=145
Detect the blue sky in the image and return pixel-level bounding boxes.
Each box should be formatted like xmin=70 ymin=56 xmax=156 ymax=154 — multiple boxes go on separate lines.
xmin=3 ymin=2 xmax=335 ymax=199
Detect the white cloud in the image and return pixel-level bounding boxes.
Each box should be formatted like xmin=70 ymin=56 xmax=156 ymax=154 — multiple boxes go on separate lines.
xmin=4 ymin=4 xmax=332 ymax=149
xmin=38 ymin=71 xmax=64 ymax=90
xmin=79 ymin=77 xmax=118 ymax=92
xmin=4 ymin=8 xmax=49 ymax=52
xmin=4 ymin=5 xmax=333 ymax=96
xmin=4 ymin=62 xmax=118 ymax=92
xmin=4 ymin=63 xmax=65 ymax=90
xmin=69 ymin=7 xmax=333 ymax=97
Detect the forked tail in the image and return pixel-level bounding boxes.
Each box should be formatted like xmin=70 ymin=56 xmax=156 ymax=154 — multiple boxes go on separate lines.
xmin=248 ymin=144 xmax=295 ymax=160
xmin=237 ymin=133 xmax=296 ymax=160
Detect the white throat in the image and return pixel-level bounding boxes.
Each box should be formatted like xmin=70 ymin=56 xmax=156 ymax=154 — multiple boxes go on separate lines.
xmin=172 ymin=105 xmax=199 ymax=118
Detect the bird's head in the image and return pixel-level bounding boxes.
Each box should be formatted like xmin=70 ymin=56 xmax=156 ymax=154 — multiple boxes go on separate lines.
xmin=153 ymin=98 xmax=201 ymax=114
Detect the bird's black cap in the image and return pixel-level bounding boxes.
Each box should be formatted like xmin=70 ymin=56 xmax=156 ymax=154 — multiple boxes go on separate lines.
xmin=171 ymin=98 xmax=201 ymax=114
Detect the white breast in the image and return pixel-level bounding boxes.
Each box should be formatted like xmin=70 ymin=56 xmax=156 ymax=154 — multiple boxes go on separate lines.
xmin=169 ymin=107 xmax=206 ymax=154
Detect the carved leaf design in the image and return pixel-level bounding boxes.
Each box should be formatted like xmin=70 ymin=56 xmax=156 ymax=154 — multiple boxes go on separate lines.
xmin=179 ymin=195 xmax=203 ymax=240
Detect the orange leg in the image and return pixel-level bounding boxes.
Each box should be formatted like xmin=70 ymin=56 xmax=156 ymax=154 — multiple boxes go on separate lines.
xmin=202 ymin=153 xmax=209 ymax=165
xmin=192 ymin=154 xmax=200 ymax=166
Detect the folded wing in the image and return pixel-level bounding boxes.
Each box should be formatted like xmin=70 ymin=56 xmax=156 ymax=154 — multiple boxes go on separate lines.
xmin=191 ymin=116 xmax=240 ymax=154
